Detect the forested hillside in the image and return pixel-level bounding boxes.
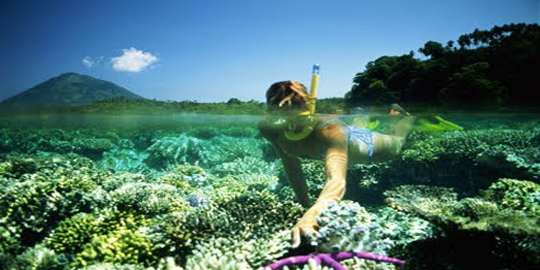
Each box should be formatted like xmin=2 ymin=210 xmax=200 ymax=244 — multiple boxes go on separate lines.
xmin=346 ymin=23 xmax=539 ymax=111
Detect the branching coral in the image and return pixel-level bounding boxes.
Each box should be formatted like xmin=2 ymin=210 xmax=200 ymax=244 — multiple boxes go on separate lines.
xmin=185 ymin=230 xmax=290 ymax=269
xmin=482 ymin=178 xmax=540 ymax=216
xmin=164 ymin=164 xmax=213 ymax=188
xmin=145 ymin=207 xmax=232 ymax=264
xmin=211 ymin=173 xmax=279 ymax=195
xmin=109 ymin=182 xmax=190 ymax=215
xmin=384 ymin=180 xmax=540 ymax=268
xmin=213 ymin=190 xmax=305 ymax=238
xmin=0 ymin=153 xmax=110 ymax=254
xmin=212 ymin=156 xmax=278 ymax=177
xmin=384 ymin=182 xmax=540 ymax=235
xmin=71 ymin=137 xmax=116 ymax=159
xmin=100 ymin=172 xmax=149 ymax=191
xmin=146 ymin=190 xmax=303 ymax=266
xmin=274 ymin=159 xmax=327 ymax=203
xmin=144 ymin=134 xmax=207 ymax=169
xmin=0 ymin=244 xmax=66 ymax=270
xmin=76 ymin=226 xmax=155 ymax=267
xmin=80 ymin=263 xmax=148 ymax=270
xmin=2 ymin=118 xmax=537 ymax=269
xmin=144 ymin=134 xmax=270 ymax=173
xmin=347 ymin=128 xmax=540 ymax=200
xmin=100 ymin=149 xmax=149 ymax=173
xmin=305 ymin=201 xmax=433 ymax=259
xmin=45 ymin=209 xmax=153 ymax=268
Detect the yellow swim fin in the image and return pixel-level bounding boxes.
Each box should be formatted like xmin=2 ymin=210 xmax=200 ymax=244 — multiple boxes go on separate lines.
xmin=367 ymin=118 xmax=380 ymax=130
xmin=413 ymin=115 xmax=463 ymax=133
xmin=350 ymin=116 xmax=380 ymax=130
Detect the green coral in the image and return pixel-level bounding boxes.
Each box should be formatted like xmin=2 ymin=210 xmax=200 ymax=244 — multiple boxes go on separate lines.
xmin=384 ymin=180 xmax=540 ymax=235
xmin=144 ymin=134 xmax=207 ymax=169
xmin=76 ymin=226 xmax=155 ymax=267
xmin=80 ymin=263 xmax=148 ymax=270
xmin=164 ymin=164 xmax=213 ymax=188
xmin=185 ymin=230 xmax=290 ymax=269
xmin=385 ymin=179 xmax=540 ymax=269
xmin=274 ymin=159 xmax=327 ymax=203
xmin=148 ymin=190 xmax=303 ymax=265
xmin=214 ymin=190 xmax=304 ymax=238
xmin=346 ymin=128 xmax=540 ymax=202
xmin=144 ymin=134 xmax=270 ymax=173
xmin=45 ymin=209 xmax=152 ymax=268
xmin=109 ymin=182 xmax=190 ymax=215
xmin=100 ymin=172 xmax=149 ymax=191
xmin=482 ymin=178 xmax=540 ymax=216
xmin=306 ymin=201 xmax=433 ymax=259
xmin=1 ymin=245 xmax=66 ymax=270
xmin=72 ymin=137 xmax=116 ymax=159
xmin=212 ymin=156 xmax=277 ymax=177
xmin=146 ymin=207 xmax=232 ymax=263
xmin=45 ymin=213 xmax=107 ymax=255
xmin=99 ymin=149 xmax=149 ymax=173
xmin=0 ymin=153 xmax=111 ymax=254
xmin=208 ymin=174 xmax=279 ymax=197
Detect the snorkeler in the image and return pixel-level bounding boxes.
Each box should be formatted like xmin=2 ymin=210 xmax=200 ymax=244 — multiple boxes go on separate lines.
xmin=258 ymin=80 xmax=416 ymax=248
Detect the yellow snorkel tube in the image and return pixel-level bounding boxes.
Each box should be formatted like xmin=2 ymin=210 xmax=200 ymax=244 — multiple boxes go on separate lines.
xmin=285 ymin=64 xmax=320 ymax=140
xmin=308 ymin=64 xmax=320 ymax=115
xmin=298 ymin=64 xmax=319 ymax=116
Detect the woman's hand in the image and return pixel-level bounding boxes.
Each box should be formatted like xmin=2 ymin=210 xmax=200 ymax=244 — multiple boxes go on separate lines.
xmin=291 ymin=205 xmax=323 ymax=248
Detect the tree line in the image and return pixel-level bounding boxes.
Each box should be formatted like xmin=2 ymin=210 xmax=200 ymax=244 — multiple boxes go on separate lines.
xmin=0 ymin=97 xmax=345 ymax=115
xmin=345 ymin=23 xmax=540 ymax=111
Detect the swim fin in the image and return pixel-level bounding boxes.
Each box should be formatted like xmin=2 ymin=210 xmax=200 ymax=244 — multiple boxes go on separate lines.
xmin=413 ymin=115 xmax=463 ymax=133
xmin=350 ymin=116 xmax=380 ymax=130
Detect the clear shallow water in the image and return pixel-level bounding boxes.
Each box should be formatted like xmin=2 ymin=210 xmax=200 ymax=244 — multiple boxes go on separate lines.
xmin=0 ymin=113 xmax=539 ymax=269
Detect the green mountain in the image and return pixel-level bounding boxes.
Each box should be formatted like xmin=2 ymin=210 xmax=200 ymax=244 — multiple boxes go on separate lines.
xmin=0 ymin=72 xmax=144 ymax=110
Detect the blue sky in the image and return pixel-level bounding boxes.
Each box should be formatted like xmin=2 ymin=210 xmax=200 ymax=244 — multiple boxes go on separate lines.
xmin=1 ymin=0 xmax=538 ymax=102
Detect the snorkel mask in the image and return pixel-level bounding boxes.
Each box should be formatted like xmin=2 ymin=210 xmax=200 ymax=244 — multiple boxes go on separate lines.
xmin=283 ymin=64 xmax=320 ymax=141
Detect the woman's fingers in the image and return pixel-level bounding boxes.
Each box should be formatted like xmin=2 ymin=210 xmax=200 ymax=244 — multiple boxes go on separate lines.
xmin=291 ymin=227 xmax=301 ymax=248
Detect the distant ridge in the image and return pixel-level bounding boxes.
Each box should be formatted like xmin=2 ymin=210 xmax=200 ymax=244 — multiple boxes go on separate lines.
xmin=0 ymin=72 xmax=144 ymax=110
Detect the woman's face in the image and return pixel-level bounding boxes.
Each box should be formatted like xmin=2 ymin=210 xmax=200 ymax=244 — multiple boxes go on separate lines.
xmin=267 ymin=104 xmax=306 ymax=116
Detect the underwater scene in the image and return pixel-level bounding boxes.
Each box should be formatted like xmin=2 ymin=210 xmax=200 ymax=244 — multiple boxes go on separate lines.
xmin=0 ymin=113 xmax=539 ymax=270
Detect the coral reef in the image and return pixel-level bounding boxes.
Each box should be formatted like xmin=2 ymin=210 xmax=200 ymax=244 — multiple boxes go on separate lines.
xmin=0 ymin=153 xmax=107 ymax=254
xmin=344 ymin=128 xmax=540 ymax=205
xmin=144 ymin=134 xmax=272 ymax=175
xmin=45 ymin=209 xmax=153 ymax=268
xmin=265 ymin=251 xmax=405 ymax=270
xmin=384 ymin=181 xmax=540 ymax=235
xmin=100 ymin=149 xmax=149 ymax=173
xmin=1 ymin=116 xmax=538 ymax=269
xmin=109 ymin=182 xmax=190 ymax=215
xmin=185 ymin=230 xmax=290 ymax=269
xmin=384 ymin=179 xmax=540 ymax=269
xmin=305 ymin=201 xmax=433 ymax=258
xmin=0 ymin=244 xmax=66 ymax=270
xmin=482 ymin=178 xmax=540 ymax=216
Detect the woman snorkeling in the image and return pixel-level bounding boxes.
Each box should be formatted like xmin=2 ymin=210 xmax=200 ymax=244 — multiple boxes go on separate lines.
xmin=258 ymin=80 xmax=416 ymax=248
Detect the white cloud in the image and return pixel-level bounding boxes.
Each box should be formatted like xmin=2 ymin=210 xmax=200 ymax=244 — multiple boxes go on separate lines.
xmin=111 ymin=47 xmax=158 ymax=72
xmin=82 ymin=56 xmax=94 ymax=68
xmin=82 ymin=56 xmax=104 ymax=68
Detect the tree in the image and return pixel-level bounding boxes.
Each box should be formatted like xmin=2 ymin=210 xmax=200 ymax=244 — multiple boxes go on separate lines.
xmin=227 ymin=98 xmax=242 ymax=105
xmin=439 ymin=62 xmax=507 ymax=108
xmin=419 ymin=41 xmax=446 ymax=59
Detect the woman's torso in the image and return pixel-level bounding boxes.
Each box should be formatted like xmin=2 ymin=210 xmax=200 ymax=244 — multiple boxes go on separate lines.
xmin=262 ymin=116 xmax=377 ymax=163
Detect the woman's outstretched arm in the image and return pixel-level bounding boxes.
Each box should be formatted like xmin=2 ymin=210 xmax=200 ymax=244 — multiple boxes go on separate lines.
xmin=291 ymin=122 xmax=349 ymax=248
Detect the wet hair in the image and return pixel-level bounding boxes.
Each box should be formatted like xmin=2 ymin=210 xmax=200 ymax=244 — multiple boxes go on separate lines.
xmin=266 ymin=80 xmax=309 ymax=110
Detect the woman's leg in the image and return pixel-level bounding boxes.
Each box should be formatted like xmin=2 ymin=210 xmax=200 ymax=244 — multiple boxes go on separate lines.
xmin=372 ymin=116 xmax=416 ymax=161
xmin=392 ymin=116 xmax=416 ymax=139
